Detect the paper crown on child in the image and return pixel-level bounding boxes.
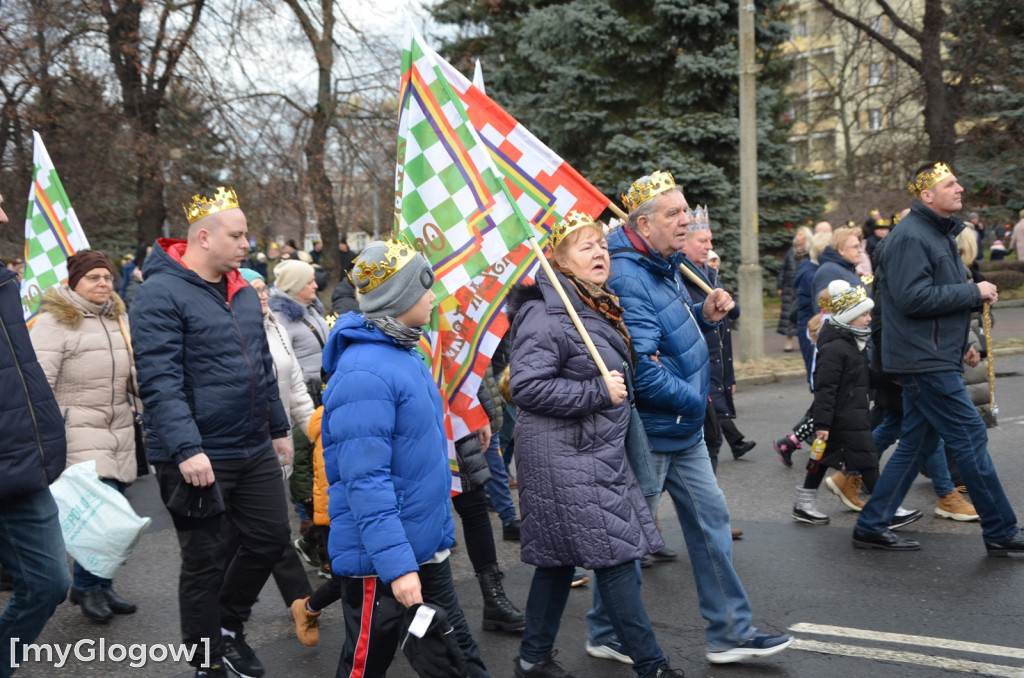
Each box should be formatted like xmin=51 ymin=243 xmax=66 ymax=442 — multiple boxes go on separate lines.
xmin=822 ymin=280 xmax=873 ymax=325
xmin=622 ymin=171 xmax=677 ymax=213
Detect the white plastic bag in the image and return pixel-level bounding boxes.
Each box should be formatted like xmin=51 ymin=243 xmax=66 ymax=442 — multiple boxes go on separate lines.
xmin=49 ymin=460 xmax=152 ymax=579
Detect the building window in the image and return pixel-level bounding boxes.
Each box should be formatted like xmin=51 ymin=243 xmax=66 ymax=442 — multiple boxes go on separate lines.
xmin=868 ymin=63 xmax=882 ymax=86
xmin=794 ymin=12 xmax=808 ymax=38
xmin=869 ymin=15 xmax=882 ymax=33
xmin=868 ymin=109 xmax=883 ymax=131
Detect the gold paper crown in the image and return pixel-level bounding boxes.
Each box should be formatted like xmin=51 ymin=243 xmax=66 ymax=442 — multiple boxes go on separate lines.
xmin=183 ymin=187 xmax=241 ymax=224
xmin=348 ymin=238 xmax=417 ymax=294
xmin=821 ymin=284 xmax=868 ymax=315
xmin=622 ymin=171 xmax=677 ymax=213
xmin=907 ymin=162 xmax=953 ymax=198
xmin=686 ymin=205 xmax=710 ymax=230
xmin=551 ymin=210 xmax=598 ymax=251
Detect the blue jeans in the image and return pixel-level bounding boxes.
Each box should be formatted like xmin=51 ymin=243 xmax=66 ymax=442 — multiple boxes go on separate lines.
xmin=586 ymin=560 xmax=643 ymax=645
xmin=482 ymin=433 xmax=517 ymax=526
xmin=72 ymin=478 xmax=125 ymax=592
xmin=520 ymin=563 xmax=665 ymax=676
xmin=857 ymin=371 xmax=1019 ymax=542
xmin=0 ymin=488 xmax=71 ymax=678
xmin=873 ymin=410 xmax=955 ymax=497
xmin=649 ymin=440 xmax=755 ymax=651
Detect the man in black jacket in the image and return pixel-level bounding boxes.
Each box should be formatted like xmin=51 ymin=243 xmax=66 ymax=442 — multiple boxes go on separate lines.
xmin=131 ymin=187 xmax=293 ymax=678
xmin=853 ymin=163 xmax=1024 ymax=555
xmin=0 ymin=190 xmax=71 ymax=677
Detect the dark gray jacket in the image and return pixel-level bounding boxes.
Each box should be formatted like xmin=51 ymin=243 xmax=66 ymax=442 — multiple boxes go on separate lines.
xmin=877 ymin=201 xmax=981 ymax=374
xmin=507 ymin=269 xmax=662 ymax=569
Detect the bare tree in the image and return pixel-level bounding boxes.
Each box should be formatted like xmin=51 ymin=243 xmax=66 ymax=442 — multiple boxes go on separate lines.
xmin=814 ymin=0 xmax=1012 ymax=164
xmin=96 ymin=0 xmax=206 ymax=244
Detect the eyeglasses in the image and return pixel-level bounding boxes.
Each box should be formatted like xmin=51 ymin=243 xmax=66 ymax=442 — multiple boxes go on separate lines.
xmin=83 ymin=274 xmax=114 ymax=283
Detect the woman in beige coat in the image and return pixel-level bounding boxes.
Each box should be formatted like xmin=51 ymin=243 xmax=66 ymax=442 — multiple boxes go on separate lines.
xmin=30 ymin=250 xmax=138 ymax=624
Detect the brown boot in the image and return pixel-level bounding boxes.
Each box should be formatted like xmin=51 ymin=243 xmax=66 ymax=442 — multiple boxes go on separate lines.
xmin=291 ymin=597 xmax=321 ymax=646
xmin=825 ymin=471 xmax=865 ymax=511
xmin=935 ymin=490 xmax=980 ymax=521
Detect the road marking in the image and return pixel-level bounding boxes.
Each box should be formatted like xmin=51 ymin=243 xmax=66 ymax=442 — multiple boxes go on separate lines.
xmin=793 ymin=639 xmax=1024 ymax=678
xmin=790 ymin=622 xmax=1024 ymax=659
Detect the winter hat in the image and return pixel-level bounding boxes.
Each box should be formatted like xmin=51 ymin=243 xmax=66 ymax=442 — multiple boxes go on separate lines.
xmin=351 ymin=239 xmax=434 ymax=318
xmin=238 ymin=268 xmax=264 ymax=284
xmin=707 ymin=250 xmax=720 ymax=262
xmin=824 ymin=279 xmax=873 ymax=325
xmin=296 ymin=250 xmax=313 ymax=264
xmin=273 ymin=259 xmax=316 ymax=296
xmin=67 ymin=250 xmax=114 ymax=290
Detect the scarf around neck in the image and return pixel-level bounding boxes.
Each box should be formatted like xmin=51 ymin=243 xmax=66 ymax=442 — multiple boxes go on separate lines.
xmin=562 ymin=272 xmax=636 ymax=365
xmin=370 ymin=316 xmax=422 ymax=347
xmin=827 ymin=316 xmax=871 ymax=351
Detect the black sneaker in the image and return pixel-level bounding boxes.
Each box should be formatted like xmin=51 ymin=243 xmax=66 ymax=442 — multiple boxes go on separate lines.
xmin=221 ymin=633 xmax=264 ymax=678
xmin=196 ymin=662 xmax=228 ymax=678
xmin=513 ymin=651 xmax=576 ymax=678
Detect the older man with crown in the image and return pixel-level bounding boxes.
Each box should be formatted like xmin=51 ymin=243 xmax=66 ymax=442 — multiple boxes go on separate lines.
xmin=129 ymin=187 xmax=293 ymax=678
xmin=853 ymin=162 xmax=1024 ymax=555
xmin=319 ymin=238 xmax=491 ymax=677
xmin=605 ymin=171 xmax=792 ymax=664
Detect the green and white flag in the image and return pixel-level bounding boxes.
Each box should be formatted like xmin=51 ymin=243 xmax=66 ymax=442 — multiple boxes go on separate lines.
xmin=395 ymin=18 xmax=532 ymax=302
xmin=23 ymin=131 xmax=90 ymax=326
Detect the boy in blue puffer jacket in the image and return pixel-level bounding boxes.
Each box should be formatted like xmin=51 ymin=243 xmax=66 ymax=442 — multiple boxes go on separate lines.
xmin=321 ymin=239 xmax=489 ymax=677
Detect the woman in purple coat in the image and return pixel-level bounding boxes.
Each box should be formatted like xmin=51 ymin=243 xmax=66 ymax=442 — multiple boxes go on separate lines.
xmin=507 ymin=212 xmax=679 ymax=678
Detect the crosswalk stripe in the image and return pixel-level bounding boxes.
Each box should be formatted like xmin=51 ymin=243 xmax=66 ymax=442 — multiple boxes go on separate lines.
xmin=793 ymin=639 xmax=1024 ymax=677
xmin=790 ymin=622 xmax=1024 ymax=659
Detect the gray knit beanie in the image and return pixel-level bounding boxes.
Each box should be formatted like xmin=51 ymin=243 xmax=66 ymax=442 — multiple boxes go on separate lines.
xmin=352 ymin=240 xmax=435 ymax=318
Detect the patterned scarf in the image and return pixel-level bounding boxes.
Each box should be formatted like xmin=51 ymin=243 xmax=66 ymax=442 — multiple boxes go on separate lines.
xmin=369 ymin=316 xmax=422 ymax=348
xmin=562 ymin=272 xmax=636 ymax=365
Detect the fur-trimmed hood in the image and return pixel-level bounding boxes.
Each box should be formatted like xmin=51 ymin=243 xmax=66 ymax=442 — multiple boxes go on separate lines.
xmin=38 ymin=285 xmax=126 ymax=329
xmin=267 ymin=287 xmax=325 ymax=322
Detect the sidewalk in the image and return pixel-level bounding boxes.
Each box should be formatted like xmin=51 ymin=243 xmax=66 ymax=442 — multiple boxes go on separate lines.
xmin=739 ymin=299 xmax=1024 ymax=386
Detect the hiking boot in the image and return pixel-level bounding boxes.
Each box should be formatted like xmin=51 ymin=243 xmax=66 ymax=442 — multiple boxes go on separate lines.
xmin=825 ymin=472 xmax=865 ymax=511
xmin=221 ymin=632 xmax=264 ymax=678
xmin=792 ymin=486 xmax=829 ymax=525
xmin=935 ymin=490 xmax=980 ymax=521
xmin=585 ymin=639 xmax=633 ymax=665
xmin=478 ymin=564 xmax=525 ymax=632
xmin=706 ymin=632 xmax=793 ymax=664
xmin=293 ymin=537 xmax=321 ymax=568
xmin=503 ymin=519 xmax=521 ymax=541
xmin=290 ymin=597 xmax=321 ymax=647
xmin=773 ymin=435 xmax=800 ymax=467
xmin=513 ymin=651 xmax=576 ymax=678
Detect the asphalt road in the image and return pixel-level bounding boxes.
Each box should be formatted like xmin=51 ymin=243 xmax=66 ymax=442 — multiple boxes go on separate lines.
xmin=7 ymin=355 xmax=1024 ymax=678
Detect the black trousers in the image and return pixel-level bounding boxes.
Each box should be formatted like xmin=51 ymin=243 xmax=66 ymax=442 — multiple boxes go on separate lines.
xmin=450 ymin=487 xmax=496 ymax=574
xmin=335 ymin=559 xmax=488 ymax=678
xmin=156 ymin=446 xmax=290 ymax=665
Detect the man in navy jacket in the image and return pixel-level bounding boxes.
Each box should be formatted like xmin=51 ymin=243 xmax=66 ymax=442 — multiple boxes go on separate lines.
xmin=0 ymin=190 xmax=70 ymax=678
xmin=130 ymin=187 xmax=292 ymax=678
xmin=854 ymin=163 xmax=1024 ymax=554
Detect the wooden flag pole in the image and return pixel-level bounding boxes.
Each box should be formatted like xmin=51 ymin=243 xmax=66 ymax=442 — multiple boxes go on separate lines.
xmin=526 ymin=236 xmax=610 ymax=377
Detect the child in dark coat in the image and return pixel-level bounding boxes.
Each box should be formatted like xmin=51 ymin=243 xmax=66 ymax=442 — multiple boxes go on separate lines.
xmin=792 ymin=280 xmax=922 ymax=527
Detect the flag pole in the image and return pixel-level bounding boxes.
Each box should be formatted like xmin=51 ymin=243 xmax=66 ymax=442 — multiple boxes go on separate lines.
xmin=526 ymin=236 xmax=611 ymax=377
xmin=607 ymin=200 xmax=714 ymax=295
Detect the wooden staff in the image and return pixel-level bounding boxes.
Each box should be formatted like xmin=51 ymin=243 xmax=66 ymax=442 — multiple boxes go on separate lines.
xmin=984 ymin=302 xmax=997 ymax=415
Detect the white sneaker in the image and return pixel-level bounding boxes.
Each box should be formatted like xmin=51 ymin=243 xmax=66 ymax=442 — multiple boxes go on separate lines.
xmin=585 ymin=640 xmax=634 ymax=665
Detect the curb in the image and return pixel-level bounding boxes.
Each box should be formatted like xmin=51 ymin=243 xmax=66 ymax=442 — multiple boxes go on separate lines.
xmin=737 ymin=345 xmax=1024 ymax=388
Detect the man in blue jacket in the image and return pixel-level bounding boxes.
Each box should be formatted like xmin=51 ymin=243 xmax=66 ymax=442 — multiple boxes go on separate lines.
xmin=130 ymin=187 xmax=293 ymax=678
xmin=854 ymin=163 xmax=1024 ymax=554
xmin=0 ymin=190 xmax=70 ymax=678
xmin=607 ymin=172 xmax=791 ymax=665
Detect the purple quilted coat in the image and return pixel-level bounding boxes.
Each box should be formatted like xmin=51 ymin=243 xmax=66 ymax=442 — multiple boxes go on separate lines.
xmin=507 ymin=269 xmax=663 ymax=569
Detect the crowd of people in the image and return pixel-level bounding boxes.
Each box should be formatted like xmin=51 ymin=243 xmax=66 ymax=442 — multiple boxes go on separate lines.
xmin=2 ymin=161 xmax=1023 ymax=678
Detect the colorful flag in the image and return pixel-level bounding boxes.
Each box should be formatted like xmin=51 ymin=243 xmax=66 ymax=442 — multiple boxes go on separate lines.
xmin=395 ymin=19 xmax=533 ymax=302
xmin=425 ymin=54 xmax=612 ymax=435
xmin=22 ymin=131 xmax=90 ymax=326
